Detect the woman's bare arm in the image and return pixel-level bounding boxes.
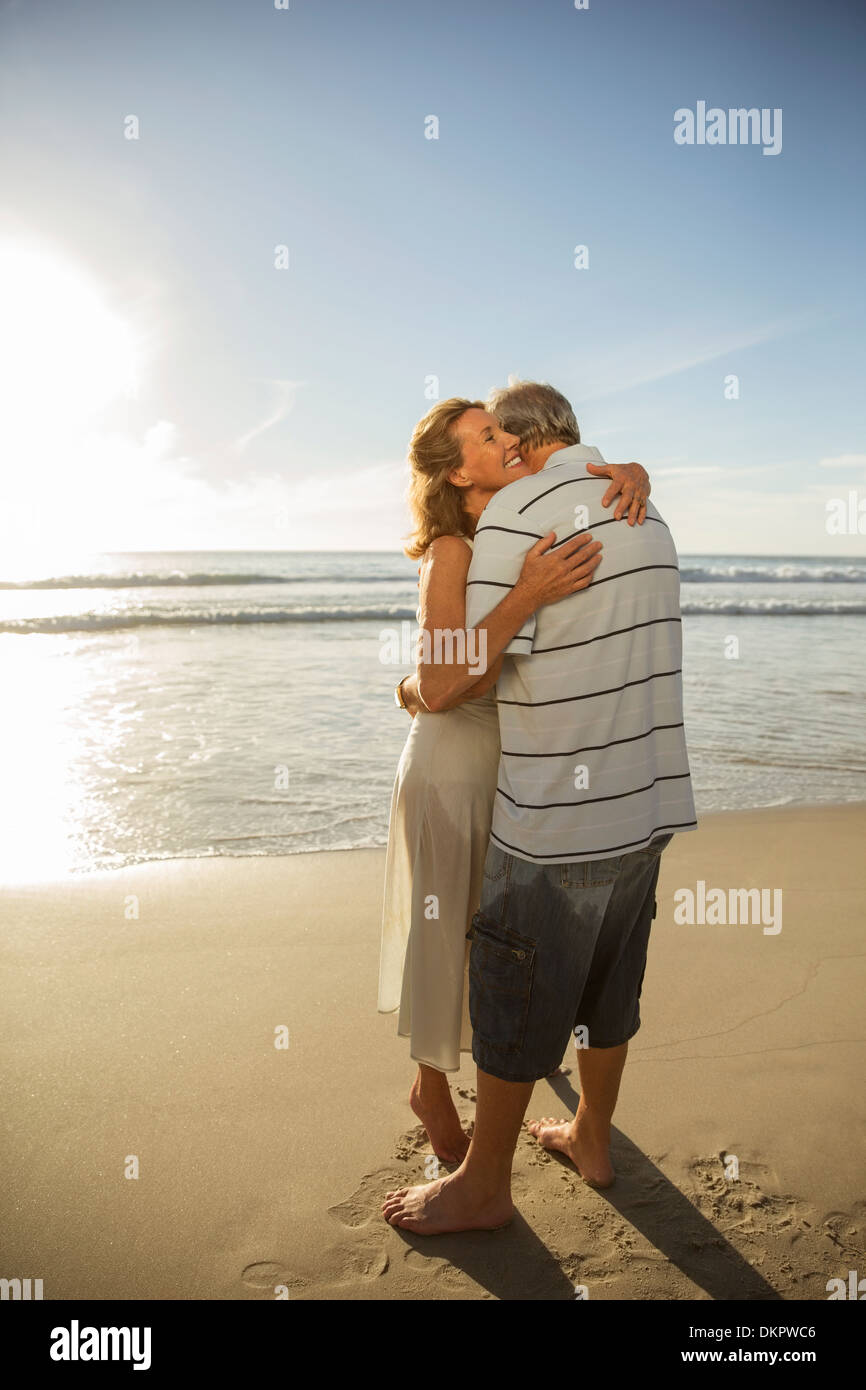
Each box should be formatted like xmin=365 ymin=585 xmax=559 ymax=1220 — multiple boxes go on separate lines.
xmin=401 ymin=654 xmax=503 ymax=716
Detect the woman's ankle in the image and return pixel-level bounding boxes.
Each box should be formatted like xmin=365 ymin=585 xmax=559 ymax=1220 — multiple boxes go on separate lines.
xmin=412 ymin=1063 xmax=450 ymax=1099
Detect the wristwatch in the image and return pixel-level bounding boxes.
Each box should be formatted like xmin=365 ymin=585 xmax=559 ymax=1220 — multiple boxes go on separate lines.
xmin=395 ymin=677 xmax=409 ymax=709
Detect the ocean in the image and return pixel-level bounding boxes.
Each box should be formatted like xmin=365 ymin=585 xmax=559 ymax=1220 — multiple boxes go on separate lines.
xmin=1 ymin=550 xmax=864 ymax=877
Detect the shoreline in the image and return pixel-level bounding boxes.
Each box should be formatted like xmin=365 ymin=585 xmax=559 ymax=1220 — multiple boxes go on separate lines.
xmin=2 ymin=803 xmax=864 ymax=1300
xmin=10 ymin=799 xmax=866 ymax=885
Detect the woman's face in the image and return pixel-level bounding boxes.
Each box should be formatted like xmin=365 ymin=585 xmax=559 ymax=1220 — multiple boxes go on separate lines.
xmin=448 ymin=408 xmax=531 ymax=501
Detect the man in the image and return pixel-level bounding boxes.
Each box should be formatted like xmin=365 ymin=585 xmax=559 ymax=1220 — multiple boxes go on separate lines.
xmin=382 ymin=381 xmax=696 ymax=1235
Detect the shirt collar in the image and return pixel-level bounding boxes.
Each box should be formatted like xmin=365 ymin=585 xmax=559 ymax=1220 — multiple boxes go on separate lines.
xmin=541 ymin=442 xmax=606 ymax=471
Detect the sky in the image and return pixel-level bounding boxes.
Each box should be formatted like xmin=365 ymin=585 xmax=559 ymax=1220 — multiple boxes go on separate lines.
xmin=0 ymin=0 xmax=864 ymax=558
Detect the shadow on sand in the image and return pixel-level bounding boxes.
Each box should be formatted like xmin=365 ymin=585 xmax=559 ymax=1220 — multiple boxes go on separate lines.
xmin=392 ymin=1071 xmax=781 ymax=1301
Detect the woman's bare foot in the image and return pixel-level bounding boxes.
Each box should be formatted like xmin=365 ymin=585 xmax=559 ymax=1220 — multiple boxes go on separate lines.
xmin=409 ymin=1068 xmax=471 ymax=1165
xmin=382 ymin=1169 xmax=513 ymax=1235
xmin=526 ymin=1114 xmax=616 ymax=1189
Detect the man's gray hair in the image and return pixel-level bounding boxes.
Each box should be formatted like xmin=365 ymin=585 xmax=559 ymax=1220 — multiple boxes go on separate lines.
xmin=486 ymin=378 xmax=580 ymax=451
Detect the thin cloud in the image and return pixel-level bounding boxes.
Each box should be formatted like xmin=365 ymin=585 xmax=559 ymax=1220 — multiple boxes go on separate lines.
xmin=566 ymin=312 xmax=822 ymax=402
xmin=235 ymin=378 xmax=304 ymax=453
xmin=818 ymin=453 xmax=866 ymax=470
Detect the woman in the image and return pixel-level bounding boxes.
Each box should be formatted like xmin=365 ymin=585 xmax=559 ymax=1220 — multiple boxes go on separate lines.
xmin=378 ymin=398 xmax=650 ymax=1163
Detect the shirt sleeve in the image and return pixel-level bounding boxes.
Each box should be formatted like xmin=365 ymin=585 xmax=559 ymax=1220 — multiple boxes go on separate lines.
xmin=465 ymin=504 xmax=540 ymax=655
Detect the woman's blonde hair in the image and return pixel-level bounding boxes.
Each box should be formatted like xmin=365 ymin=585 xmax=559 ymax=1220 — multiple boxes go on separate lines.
xmin=404 ymin=397 xmax=484 ymax=560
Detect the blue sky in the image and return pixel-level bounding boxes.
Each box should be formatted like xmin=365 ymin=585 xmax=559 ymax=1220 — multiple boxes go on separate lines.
xmin=0 ymin=0 xmax=864 ymax=557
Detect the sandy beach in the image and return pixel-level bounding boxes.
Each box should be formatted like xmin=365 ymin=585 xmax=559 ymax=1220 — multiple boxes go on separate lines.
xmin=2 ymin=804 xmax=864 ymax=1302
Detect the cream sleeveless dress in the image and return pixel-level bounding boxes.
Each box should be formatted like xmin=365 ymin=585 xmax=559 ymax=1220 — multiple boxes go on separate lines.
xmin=377 ymin=536 xmax=501 ymax=1072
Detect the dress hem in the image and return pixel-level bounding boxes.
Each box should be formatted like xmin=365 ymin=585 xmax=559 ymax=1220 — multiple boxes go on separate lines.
xmin=398 ymin=1030 xmax=473 ymax=1074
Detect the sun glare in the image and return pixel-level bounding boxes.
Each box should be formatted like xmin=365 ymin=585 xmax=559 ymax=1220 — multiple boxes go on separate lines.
xmin=0 ymin=241 xmax=139 ymax=568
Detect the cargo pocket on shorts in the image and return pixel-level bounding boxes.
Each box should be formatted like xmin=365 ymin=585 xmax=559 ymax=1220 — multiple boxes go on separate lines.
xmin=466 ymin=910 xmax=536 ymax=1054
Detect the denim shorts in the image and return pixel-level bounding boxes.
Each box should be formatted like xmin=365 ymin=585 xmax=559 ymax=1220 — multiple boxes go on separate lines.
xmin=466 ymin=835 xmax=672 ymax=1083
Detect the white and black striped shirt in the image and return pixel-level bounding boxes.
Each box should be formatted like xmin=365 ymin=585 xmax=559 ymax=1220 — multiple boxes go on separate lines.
xmin=465 ymin=443 xmax=697 ymax=863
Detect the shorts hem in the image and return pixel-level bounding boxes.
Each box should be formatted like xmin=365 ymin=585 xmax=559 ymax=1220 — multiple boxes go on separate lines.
xmin=579 ymin=1019 xmax=642 ymax=1050
xmin=471 ymin=1046 xmax=560 ymax=1084
xmin=474 ymin=1017 xmax=642 ymax=1078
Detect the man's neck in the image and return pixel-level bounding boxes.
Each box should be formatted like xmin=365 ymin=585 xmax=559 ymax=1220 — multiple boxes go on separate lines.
xmin=525 ymin=440 xmax=571 ymax=474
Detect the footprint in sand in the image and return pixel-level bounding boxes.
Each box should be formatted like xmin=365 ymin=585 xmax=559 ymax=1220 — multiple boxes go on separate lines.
xmin=328 ymin=1167 xmax=408 ymax=1229
xmin=392 ymin=1123 xmax=473 ymax=1165
xmin=687 ymin=1153 xmax=789 ymax=1225
xmin=241 ymin=1260 xmax=304 ymax=1294
xmin=331 ymin=1240 xmax=390 ymax=1281
xmin=403 ymin=1248 xmax=441 ymax=1272
xmin=393 ymin=1125 xmax=434 ymax=1162
xmin=241 ymin=1234 xmax=390 ymax=1295
xmin=403 ymin=1249 xmax=473 ymax=1292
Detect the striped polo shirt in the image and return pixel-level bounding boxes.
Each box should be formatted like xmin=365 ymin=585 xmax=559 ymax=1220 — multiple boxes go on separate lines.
xmin=465 ymin=443 xmax=697 ymax=864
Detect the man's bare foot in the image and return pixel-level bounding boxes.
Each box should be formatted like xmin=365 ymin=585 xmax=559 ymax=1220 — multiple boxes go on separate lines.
xmin=526 ymin=1115 xmax=615 ymax=1189
xmin=381 ymin=1170 xmax=513 ymax=1235
xmin=409 ymin=1074 xmax=470 ymax=1164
